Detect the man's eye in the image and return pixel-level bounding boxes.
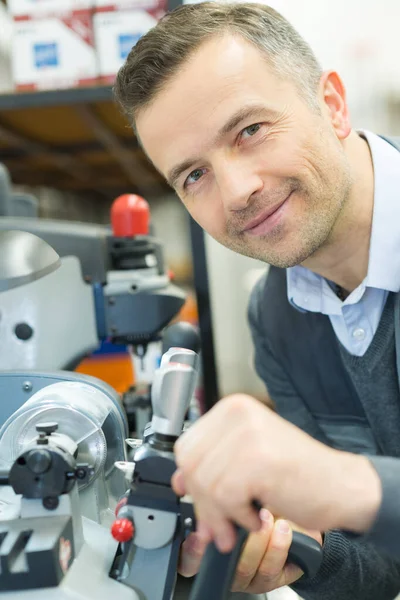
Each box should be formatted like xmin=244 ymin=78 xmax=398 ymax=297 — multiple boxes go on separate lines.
xmin=241 ymin=123 xmax=262 ymax=139
xmin=185 ymin=168 xmax=206 ymax=187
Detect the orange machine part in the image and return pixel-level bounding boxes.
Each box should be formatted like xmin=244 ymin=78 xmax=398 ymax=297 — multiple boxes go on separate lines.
xmin=76 ymin=354 xmax=135 ymax=395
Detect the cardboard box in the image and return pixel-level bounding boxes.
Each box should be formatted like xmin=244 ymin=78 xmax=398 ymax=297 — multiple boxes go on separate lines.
xmin=12 ymin=11 xmax=98 ymax=91
xmin=93 ymin=3 xmax=165 ymax=83
xmin=7 ymin=0 xmax=93 ymax=18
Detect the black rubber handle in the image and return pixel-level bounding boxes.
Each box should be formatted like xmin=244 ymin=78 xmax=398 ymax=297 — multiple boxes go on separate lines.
xmin=188 ymin=526 xmax=248 ymax=600
xmin=188 ymin=527 xmax=323 ymax=600
xmin=288 ymin=530 xmax=323 ymax=578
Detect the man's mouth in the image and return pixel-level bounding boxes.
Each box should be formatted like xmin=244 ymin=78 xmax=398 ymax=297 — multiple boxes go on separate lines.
xmin=241 ymin=192 xmax=293 ymax=236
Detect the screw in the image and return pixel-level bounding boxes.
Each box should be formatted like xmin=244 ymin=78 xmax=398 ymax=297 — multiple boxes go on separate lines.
xmin=23 ymin=381 xmax=32 ymax=392
xmin=75 ymin=468 xmax=86 ymax=480
xmin=184 ymin=518 xmax=193 ymax=529
xmin=36 ymin=423 xmax=58 ymax=435
xmin=108 ymin=297 xmax=116 ymax=306
xmin=43 ymin=496 xmax=59 ymax=510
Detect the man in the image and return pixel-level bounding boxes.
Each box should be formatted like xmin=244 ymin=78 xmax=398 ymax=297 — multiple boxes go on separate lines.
xmin=114 ymin=2 xmax=400 ymax=598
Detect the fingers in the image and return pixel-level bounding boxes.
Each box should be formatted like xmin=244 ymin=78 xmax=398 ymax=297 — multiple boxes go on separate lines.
xmin=179 ymin=532 xmax=208 ymax=578
xmin=176 ymin=427 xmax=263 ymax=541
xmin=171 ymin=469 xmax=186 ymax=496
xmin=231 ymin=509 xmax=274 ymax=592
xmin=181 ymin=517 xmax=308 ymax=595
xmin=174 ymin=398 xmax=238 ymax=474
xmin=191 ymin=494 xmax=260 ymax=551
xmin=207 ymin=515 xmax=237 ymax=553
xmin=245 ymin=519 xmax=303 ymax=594
xmin=197 ymin=506 xmax=238 ymax=553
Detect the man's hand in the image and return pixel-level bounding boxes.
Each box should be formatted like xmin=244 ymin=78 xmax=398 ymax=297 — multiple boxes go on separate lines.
xmin=179 ymin=510 xmax=322 ymax=594
xmin=172 ymin=394 xmax=382 ymax=551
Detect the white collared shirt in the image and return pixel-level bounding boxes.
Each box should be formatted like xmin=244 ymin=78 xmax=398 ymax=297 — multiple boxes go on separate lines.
xmin=286 ymin=131 xmax=400 ymax=356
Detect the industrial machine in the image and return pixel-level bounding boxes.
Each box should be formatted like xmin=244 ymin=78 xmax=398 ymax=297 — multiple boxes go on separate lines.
xmin=0 ymin=192 xmax=188 ymax=436
xmin=0 ymin=228 xmax=323 ymax=598
xmin=0 ymin=163 xmax=38 ymax=219
xmin=0 ymin=352 xmax=323 ymax=600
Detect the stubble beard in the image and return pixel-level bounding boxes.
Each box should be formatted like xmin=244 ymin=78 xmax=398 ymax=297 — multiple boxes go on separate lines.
xmin=222 ymin=171 xmax=353 ymax=269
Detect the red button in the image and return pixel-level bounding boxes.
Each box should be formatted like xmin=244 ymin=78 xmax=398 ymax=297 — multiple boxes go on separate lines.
xmin=111 ymin=518 xmax=134 ymax=543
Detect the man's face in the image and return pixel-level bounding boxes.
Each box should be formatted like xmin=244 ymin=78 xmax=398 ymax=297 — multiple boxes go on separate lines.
xmin=136 ymin=35 xmax=352 ymax=267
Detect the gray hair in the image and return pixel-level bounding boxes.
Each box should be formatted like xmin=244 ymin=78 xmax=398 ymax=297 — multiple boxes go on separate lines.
xmin=114 ymin=2 xmax=323 ymax=126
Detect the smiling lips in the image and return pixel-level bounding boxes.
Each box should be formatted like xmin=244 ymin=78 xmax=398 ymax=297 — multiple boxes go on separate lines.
xmin=242 ymin=192 xmax=293 ymax=236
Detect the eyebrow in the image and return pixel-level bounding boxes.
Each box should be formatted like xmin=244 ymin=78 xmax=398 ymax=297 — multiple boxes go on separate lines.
xmin=166 ymin=103 xmax=278 ymax=188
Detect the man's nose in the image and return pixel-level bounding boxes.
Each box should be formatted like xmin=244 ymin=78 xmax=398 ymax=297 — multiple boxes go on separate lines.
xmin=217 ymin=159 xmax=264 ymax=212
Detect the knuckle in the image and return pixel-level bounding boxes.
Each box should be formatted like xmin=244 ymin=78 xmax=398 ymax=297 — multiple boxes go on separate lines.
xmin=258 ymin=564 xmax=281 ymax=582
xmin=213 ymin=477 xmax=238 ymax=509
xmin=235 ymin=563 xmax=254 ymax=581
xmin=213 ymin=480 xmax=229 ymax=504
xmin=221 ymin=394 xmax=253 ymax=419
xmin=190 ymin=469 xmax=206 ymax=494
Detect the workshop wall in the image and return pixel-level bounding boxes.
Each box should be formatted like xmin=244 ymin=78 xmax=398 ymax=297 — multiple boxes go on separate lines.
xmin=0 ymin=3 xmax=12 ymax=92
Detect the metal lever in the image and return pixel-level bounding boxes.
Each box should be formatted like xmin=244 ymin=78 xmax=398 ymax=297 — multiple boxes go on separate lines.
xmin=112 ymin=352 xmax=200 ymax=600
xmin=151 ymin=361 xmax=197 ymax=438
xmin=189 ymin=527 xmax=323 ymax=600
xmin=161 ymin=347 xmax=199 ymax=370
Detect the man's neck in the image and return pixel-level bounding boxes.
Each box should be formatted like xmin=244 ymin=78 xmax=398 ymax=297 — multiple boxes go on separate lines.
xmin=302 ymin=131 xmax=374 ymax=294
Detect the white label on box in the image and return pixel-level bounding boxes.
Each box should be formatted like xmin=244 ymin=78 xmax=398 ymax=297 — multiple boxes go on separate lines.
xmin=94 ymin=0 xmax=161 ymax=8
xmin=7 ymin=0 xmax=94 ymax=17
xmin=12 ymin=14 xmax=98 ymax=88
xmin=94 ymin=10 xmax=157 ymax=78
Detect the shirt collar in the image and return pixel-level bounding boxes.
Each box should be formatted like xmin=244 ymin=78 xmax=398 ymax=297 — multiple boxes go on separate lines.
xmin=287 ymin=130 xmax=400 ymax=313
xmin=362 ymin=131 xmax=400 ymax=292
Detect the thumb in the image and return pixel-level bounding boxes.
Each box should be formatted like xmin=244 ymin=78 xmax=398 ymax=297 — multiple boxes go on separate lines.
xmin=179 ymin=532 xmax=207 ymax=577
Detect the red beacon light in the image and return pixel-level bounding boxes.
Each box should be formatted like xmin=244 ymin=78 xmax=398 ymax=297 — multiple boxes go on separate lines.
xmin=111 ymin=194 xmax=150 ymax=238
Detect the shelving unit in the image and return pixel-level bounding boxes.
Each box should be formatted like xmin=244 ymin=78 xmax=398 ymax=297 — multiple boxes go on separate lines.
xmin=0 ymin=84 xmax=168 ymax=200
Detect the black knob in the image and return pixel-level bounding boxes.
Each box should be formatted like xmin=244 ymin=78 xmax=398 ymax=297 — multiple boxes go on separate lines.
xmin=43 ymin=496 xmax=59 ymax=511
xmin=26 ymin=449 xmax=52 ymax=474
xmin=14 ymin=323 xmax=34 ymax=341
xmin=162 ymin=322 xmax=201 ymax=354
xmin=36 ymin=422 xmax=58 ymax=435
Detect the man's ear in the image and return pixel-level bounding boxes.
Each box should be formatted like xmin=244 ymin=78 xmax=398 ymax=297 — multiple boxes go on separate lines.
xmin=318 ymin=71 xmax=351 ymax=140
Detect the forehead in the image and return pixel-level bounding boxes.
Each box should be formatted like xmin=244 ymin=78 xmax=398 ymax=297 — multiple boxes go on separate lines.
xmin=136 ymin=34 xmax=294 ymax=175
